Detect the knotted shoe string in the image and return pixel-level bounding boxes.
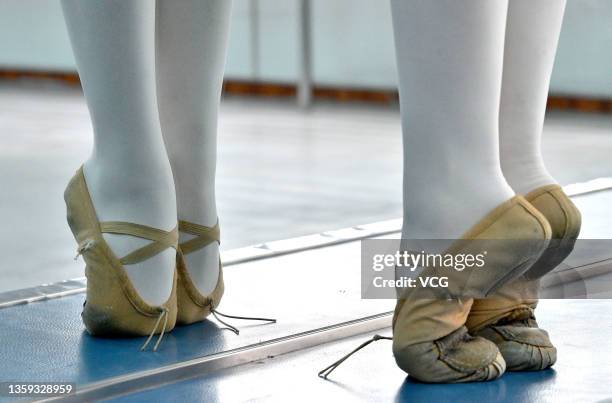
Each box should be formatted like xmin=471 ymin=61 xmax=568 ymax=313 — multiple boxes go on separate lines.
xmin=210 ymin=309 xmax=277 ymax=335
xmin=180 ymin=219 xmax=277 ymax=334
xmin=318 ymin=334 xmax=392 ymax=379
xmin=77 ymin=221 xmax=178 ymax=352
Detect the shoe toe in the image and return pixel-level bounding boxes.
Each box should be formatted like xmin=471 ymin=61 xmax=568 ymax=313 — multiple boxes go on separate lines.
xmin=479 ymin=324 xmax=557 ymax=371
xmin=394 ymin=327 xmax=506 ymax=383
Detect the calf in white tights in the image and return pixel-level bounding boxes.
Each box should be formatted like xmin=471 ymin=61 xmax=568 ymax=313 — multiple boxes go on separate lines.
xmin=61 ymin=0 xmax=231 ymax=305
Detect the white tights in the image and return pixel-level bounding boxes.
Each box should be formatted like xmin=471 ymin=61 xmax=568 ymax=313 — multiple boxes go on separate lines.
xmin=61 ymin=0 xmax=232 ymax=305
xmin=391 ymin=0 xmax=566 ymax=241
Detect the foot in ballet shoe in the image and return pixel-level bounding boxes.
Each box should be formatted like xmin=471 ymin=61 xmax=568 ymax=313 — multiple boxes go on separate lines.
xmin=175 ymin=220 xmax=224 ymax=325
xmin=65 ymin=167 xmax=178 ymax=350
xmin=473 ymin=309 xmax=556 ymax=371
xmin=392 ymin=196 xmax=551 ymax=383
xmin=467 ymin=185 xmax=580 ymax=371
xmin=395 ymin=326 xmax=506 ymax=383
xmin=175 ymin=220 xmax=276 ymax=332
xmin=466 ymin=278 xmax=558 ymax=372
xmin=523 ymin=184 xmax=581 ymax=280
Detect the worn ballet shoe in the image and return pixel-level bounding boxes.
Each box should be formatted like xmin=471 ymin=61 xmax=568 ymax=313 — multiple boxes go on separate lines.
xmin=176 ymin=220 xmax=276 ymax=332
xmin=471 ymin=309 xmax=557 ymax=371
xmin=64 ymin=167 xmax=178 ymax=350
xmin=523 ymin=185 xmax=581 ymax=280
xmin=392 ymin=195 xmax=551 ymax=383
xmin=175 ymin=220 xmax=224 ymax=325
xmin=395 ymin=326 xmax=506 ymax=383
xmin=467 ymin=185 xmax=581 ymax=371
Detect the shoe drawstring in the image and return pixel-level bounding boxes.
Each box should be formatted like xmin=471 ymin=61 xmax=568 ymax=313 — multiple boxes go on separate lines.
xmin=318 ymin=334 xmax=392 ymax=379
xmin=141 ymin=307 xmax=169 ymax=352
xmin=210 ymin=308 xmax=277 ymax=335
xmin=74 ymin=239 xmax=95 ymax=260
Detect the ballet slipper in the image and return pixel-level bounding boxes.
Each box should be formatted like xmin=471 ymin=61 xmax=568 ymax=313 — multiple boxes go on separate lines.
xmin=467 ymin=185 xmax=581 ymax=371
xmin=65 ymin=167 xmax=178 ymax=351
xmin=175 ymin=220 xmax=276 ymax=332
xmin=393 ymin=195 xmax=551 ymax=382
xmin=175 ymin=220 xmax=224 ymax=325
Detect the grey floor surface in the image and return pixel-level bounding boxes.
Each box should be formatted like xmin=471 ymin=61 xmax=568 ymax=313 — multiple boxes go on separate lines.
xmin=1 ymin=79 xmax=611 ymax=292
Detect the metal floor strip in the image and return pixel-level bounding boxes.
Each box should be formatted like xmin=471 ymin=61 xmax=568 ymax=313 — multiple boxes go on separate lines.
xmin=38 ymin=312 xmax=393 ymax=402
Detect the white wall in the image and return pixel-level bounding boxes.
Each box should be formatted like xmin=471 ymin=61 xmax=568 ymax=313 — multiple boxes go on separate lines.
xmin=552 ymin=0 xmax=612 ymax=97
xmin=0 ymin=0 xmax=74 ymax=70
xmin=0 ymin=0 xmax=610 ymax=97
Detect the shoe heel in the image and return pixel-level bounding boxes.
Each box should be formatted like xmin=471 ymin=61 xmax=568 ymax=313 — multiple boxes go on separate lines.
xmin=64 ymin=167 xmax=178 ymax=345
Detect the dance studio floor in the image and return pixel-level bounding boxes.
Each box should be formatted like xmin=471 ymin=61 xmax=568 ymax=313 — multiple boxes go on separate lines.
xmin=1 ymin=79 xmax=612 ymax=402
xmin=0 ymin=188 xmax=611 ymax=402
xmin=1 ymin=79 xmax=611 ymax=292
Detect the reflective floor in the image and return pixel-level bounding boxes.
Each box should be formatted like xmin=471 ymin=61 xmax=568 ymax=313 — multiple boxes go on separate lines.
xmin=1 ymin=78 xmax=612 ymax=401
xmin=0 ymin=189 xmax=611 ymax=401
xmin=1 ymin=80 xmax=612 ymax=292
xmin=0 ymin=238 xmax=393 ymax=388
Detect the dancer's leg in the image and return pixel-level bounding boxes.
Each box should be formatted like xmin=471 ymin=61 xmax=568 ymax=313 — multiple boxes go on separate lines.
xmin=156 ymin=0 xmax=232 ymax=295
xmin=62 ymin=0 xmax=177 ymax=306
xmin=499 ymin=0 xmax=567 ymax=195
xmin=392 ymin=0 xmax=514 ymax=242
xmin=389 ymin=0 xmax=516 ymax=383
xmin=465 ymin=1 xmax=574 ymax=372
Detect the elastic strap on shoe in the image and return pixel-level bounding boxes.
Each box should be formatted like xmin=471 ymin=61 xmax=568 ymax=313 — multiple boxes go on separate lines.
xmin=178 ymin=220 xmax=220 ymax=255
xmin=100 ymin=222 xmax=179 ymax=265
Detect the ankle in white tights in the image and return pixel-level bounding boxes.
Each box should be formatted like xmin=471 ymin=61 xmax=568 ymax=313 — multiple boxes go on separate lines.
xmin=157 ymin=0 xmax=232 ymax=296
xmin=499 ymin=0 xmax=567 ymax=195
